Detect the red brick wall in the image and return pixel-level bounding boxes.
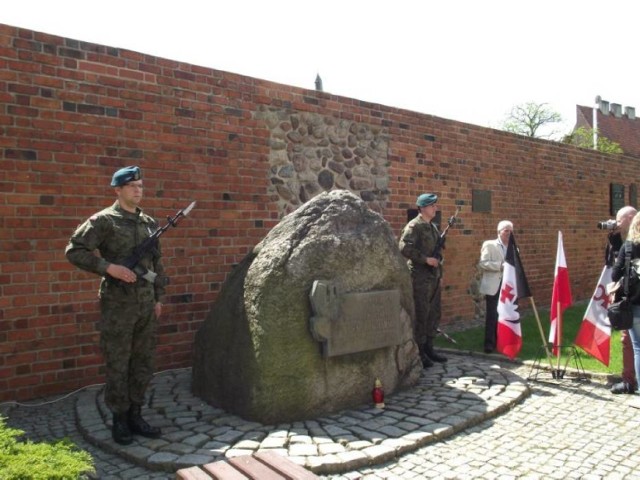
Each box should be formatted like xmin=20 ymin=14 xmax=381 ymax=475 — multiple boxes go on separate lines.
xmin=1 ymin=23 xmax=636 ymax=402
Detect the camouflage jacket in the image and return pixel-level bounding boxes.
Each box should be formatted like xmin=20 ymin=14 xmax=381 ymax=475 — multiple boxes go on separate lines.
xmin=399 ymin=215 xmax=442 ymax=277
xmin=65 ymin=201 xmax=166 ymax=301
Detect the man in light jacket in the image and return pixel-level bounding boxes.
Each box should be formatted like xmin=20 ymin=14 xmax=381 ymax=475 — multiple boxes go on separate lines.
xmin=478 ymin=220 xmax=513 ymax=353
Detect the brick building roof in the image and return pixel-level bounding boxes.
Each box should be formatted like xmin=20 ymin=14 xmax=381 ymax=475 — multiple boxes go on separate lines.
xmin=575 ymin=102 xmax=640 ymax=158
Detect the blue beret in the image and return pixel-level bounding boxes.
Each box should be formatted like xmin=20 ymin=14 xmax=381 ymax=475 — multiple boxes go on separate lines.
xmin=416 ymin=193 xmax=438 ymax=207
xmin=111 ymin=165 xmax=142 ymax=187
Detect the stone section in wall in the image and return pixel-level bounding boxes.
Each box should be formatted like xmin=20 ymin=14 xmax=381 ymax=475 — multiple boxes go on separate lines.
xmin=255 ymin=107 xmax=390 ymax=217
xmin=192 ymin=190 xmax=422 ymax=424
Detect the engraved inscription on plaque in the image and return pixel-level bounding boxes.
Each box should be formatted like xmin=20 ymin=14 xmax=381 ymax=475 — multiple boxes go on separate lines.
xmin=309 ymin=280 xmax=402 ymax=357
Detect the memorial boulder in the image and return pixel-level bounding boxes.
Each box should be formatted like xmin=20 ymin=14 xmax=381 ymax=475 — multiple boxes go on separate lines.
xmin=192 ymin=190 xmax=422 ymax=423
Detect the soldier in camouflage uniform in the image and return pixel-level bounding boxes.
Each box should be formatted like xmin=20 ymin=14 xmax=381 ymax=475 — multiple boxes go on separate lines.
xmin=399 ymin=193 xmax=447 ymax=368
xmin=66 ymin=165 xmax=166 ymax=445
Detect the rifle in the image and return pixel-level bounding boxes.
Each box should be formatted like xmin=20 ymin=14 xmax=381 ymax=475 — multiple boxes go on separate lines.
xmin=431 ymin=206 xmax=461 ymax=260
xmin=437 ymin=328 xmax=458 ymax=345
xmin=428 ymin=205 xmax=462 ymax=312
xmin=118 ymin=201 xmax=196 ymax=284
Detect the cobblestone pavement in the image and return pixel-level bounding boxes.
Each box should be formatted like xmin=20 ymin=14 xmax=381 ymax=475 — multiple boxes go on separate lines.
xmin=325 ymin=368 xmax=640 ymax=480
xmin=2 ymin=353 xmax=639 ymax=479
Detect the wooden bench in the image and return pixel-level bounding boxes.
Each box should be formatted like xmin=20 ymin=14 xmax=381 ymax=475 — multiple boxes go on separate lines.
xmin=176 ymin=451 xmax=319 ymax=480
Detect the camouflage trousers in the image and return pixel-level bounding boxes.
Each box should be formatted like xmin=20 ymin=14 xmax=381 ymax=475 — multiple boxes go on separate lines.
xmin=411 ymin=272 xmax=441 ymax=345
xmin=99 ymin=283 xmax=157 ymax=414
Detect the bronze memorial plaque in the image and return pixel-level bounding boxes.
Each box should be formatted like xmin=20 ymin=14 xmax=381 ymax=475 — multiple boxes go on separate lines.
xmin=309 ymin=280 xmax=402 ymax=357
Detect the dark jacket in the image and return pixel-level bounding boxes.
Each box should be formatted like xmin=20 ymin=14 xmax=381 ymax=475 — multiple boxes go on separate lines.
xmin=611 ymin=240 xmax=640 ymax=303
xmin=606 ymin=231 xmax=623 ymax=267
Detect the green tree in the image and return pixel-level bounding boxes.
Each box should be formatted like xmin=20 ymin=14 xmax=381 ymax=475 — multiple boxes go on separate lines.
xmin=501 ymin=102 xmax=563 ymax=139
xmin=563 ymin=126 xmax=624 ymax=154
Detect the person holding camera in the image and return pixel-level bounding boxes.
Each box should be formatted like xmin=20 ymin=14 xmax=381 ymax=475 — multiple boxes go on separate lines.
xmin=478 ymin=220 xmax=513 ymax=353
xmin=600 ymin=205 xmax=638 ymax=394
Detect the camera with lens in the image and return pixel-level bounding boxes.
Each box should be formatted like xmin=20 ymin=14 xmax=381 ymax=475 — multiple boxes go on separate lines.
xmin=597 ymin=219 xmax=618 ymax=230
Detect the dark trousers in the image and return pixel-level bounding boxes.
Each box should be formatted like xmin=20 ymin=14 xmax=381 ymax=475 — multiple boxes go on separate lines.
xmin=484 ymin=291 xmax=499 ymax=351
xmin=621 ymin=330 xmax=637 ymax=386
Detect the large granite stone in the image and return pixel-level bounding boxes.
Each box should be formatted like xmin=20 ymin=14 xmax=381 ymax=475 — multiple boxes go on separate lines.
xmin=192 ymin=190 xmax=421 ymax=423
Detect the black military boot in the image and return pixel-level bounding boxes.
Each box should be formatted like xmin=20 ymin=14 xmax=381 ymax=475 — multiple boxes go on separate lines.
xmin=425 ymin=337 xmax=447 ymax=363
xmin=419 ymin=343 xmax=434 ymax=368
xmin=112 ymin=413 xmax=133 ymax=445
xmin=128 ymin=405 xmax=162 ymax=438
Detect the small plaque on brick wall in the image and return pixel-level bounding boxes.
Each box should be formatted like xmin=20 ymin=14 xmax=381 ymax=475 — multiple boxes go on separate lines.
xmin=610 ymin=183 xmax=625 ymax=216
xmin=629 ymin=184 xmax=637 ymax=208
xmin=472 ymin=190 xmax=492 ymax=213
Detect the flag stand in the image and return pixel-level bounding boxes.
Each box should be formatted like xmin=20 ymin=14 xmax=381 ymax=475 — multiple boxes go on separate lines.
xmin=530 ymin=231 xmax=580 ymax=383
xmin=529 ymin=297 xmax=555 ymax=370
xmin=527 ymin=344 xmax=588 ymax=382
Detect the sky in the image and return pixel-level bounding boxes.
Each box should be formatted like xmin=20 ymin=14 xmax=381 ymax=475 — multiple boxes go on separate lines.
xmin=2 ymin=1 xmax=639 ymax=140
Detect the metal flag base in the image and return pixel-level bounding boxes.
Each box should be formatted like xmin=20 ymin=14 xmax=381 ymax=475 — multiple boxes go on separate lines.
xmin=527 ymin=345 xmax=589 ymax=383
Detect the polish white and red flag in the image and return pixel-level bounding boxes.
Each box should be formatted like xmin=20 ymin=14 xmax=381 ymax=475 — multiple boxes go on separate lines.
xmin=574 ymin=266 xmax=612 ymax=366
xmin=548 ymin=231 xmax=573 ymax=355
xmin=497 ymin=232 xmax=532 ymax=360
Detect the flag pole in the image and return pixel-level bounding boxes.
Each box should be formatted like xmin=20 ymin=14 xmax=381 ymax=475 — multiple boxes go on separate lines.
xmin=529 ymin=297 xmax=554 ymax=369
xmin=556 ymin=301 xmax=562 ymax=371
xmin=550 ymin=230 xmax=572 ymax=378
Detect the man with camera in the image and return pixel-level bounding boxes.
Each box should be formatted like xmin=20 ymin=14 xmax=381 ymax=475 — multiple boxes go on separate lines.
xmin=603 ymin=206 xmax=637 ymax=394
